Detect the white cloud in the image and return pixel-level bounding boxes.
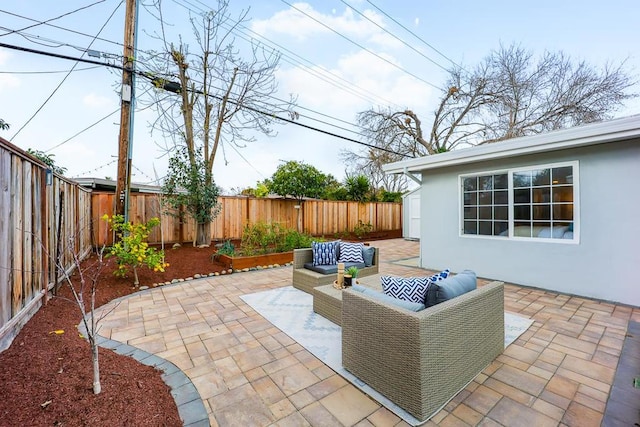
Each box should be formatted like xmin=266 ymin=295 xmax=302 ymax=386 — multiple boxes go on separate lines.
xmin=250 ymin=2 xmax=396 ymax=48
xmin=83 ymin=93 xmax=113 ymax=109
xmin=0 ymin=50 xmax=20 ymax=91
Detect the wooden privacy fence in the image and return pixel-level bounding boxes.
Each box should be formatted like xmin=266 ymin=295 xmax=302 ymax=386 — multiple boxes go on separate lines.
xmin=0 ymin=138 xmax=92 ymax=351
xmin=91 ymin=193 xmax=402 ymax=246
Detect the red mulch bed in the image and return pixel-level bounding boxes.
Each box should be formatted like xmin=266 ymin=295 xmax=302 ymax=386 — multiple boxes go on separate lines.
xmin=0 ymin=245 xmax=227 ymax=426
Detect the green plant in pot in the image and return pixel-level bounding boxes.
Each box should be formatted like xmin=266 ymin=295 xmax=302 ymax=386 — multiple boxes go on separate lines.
xmin=344 ymin=266 xmax=359 ymax=287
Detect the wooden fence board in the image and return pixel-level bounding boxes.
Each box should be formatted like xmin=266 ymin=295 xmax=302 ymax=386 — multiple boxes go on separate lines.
xmin=11 ymin=156 xmax=23 ymax=316
xmin=22 ymin=162 xmax=33 ymax=303
xmin=0 ymin=150 xmax=11 ymax=324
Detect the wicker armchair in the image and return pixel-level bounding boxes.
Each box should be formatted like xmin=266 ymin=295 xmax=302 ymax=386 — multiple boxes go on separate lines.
xmin=342 ymin=281 xmax=504 ymax=422
xmin=292 ymin=247 xmax=379 ymax=294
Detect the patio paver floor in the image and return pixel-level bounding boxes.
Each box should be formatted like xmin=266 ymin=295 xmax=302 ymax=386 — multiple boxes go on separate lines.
xmin=94 ymin=239 xmax=640 ymax=426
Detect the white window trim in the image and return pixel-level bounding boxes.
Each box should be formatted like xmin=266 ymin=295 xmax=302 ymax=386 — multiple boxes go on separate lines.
xmin=459 ymin=161 xmax=580 ymax=244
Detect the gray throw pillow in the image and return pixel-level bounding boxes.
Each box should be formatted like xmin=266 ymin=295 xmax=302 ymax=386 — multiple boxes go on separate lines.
xmin=426 ymin=270 xmax=477 ymax=306
xmin=362 ymin=246 xmax=375 ymax=266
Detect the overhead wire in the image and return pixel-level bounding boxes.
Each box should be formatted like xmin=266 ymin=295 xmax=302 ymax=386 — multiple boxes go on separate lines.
xmin=166 ymin=0 xmax=405 ymax=140
xmin=170 ymin=0 xmax=404 ymax=109
xmin=44 ymin=108 xmax=120 ymax=153
xmin=1 ymin=41 xmax=412 ymax=158
xmin=0 ymin=65 xmax=101 ymax=74
xmin=0 ymin=25 xmax=106 ymax=51
xmin=138 ymin=72 xmax=412 ymax=158
xmin=365 ymin=0 xmax=466 ymax=71
xmin=337 ymin=0 xmax=450 ymax=73
xmin=279 ymin=0 xmax=442 ymax=90
xmin=9 ymin=0 xmax=125 ymax=141
xmin=0 ymin=0 xmax=106 ymax=37
xmin=44 ymin=85 xmax=155 ymax=153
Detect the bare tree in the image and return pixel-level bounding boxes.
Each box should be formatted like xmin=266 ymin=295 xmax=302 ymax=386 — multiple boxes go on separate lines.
xmin=38 ymin=228 xmax=115 ymax=395
xmin=140 ymin=0 xmax=294 ymax=246
xmin=352 ymin=43 xmax=637 ymax=182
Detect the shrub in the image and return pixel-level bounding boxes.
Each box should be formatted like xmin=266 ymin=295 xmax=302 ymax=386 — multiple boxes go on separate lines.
xmin=104 ymin=215 xmax=168 ymax=285
xmin=353 ymin=220 xmax=373 ymax=239
xmin=241 ymin=222 xmax=314 ymax=255
xmin=277 ymin=229 xmax=314 ymax=252
xmin=215 ymin=239 xmax=236 ymax=256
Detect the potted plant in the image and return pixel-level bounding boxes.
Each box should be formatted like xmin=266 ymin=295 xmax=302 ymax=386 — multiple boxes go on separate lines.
xmin=344 ymin=266 xmax=359 ymax=287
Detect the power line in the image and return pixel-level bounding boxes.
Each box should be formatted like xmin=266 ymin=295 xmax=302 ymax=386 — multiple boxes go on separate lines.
xmin=141 ymin=73 xmax=412 ymax=158
xmin=338 ymin=0 xmax=450 ymax=73
xmin=365 ymin=0 xmax=465 ymax=71
xmin=44 ymin=108 xmax=120 ymax=153
xmin=0 ymin=1 xmax=106 ymax=37
xmin=279 ymin=0 xmax=442 ymax=90
xmin=10 ymin=1 xmax=124 ymax=141
xmin=0 ymin=41 xmax=124 ymax=71
xmin=0 ymin=25 xmax=106 ymax=51
xmin=0 ymin=7 xmax=145 ymax=55
xmin=1 ymin=41 xmax=413 ymax=158
xmin=170 ymin=0 xmax=405 ymax=109
xmin=0 ymin=65 xmax=101 ymax=74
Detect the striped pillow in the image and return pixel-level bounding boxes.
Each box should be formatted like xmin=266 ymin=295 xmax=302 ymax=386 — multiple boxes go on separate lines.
xmin=338 ymin=242 xmax=364 ymax=263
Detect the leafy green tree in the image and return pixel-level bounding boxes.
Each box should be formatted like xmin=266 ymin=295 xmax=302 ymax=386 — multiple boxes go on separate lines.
xmin=269 ymin=161 xmax=327 ymax=204
xmin=0 ymin=119 xmax=9 ymax=130
xmin=163 ymin=148 xmax=220 ymax=246
xmin=378 ymin=189 xmax=404 ymax=203
xmin=235 ymin=180 xmax=271 ymax=197
xmin=344 ymin=174 xmax=370 ymax=202
xmin=27 ymin=149 xmax=67 ymax=175
xmin=322 ymin=174 xmax=347 ymax=200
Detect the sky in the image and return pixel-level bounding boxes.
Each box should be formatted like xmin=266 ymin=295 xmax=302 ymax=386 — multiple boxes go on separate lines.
xmin=1 ymin=0 xmax=639 ymax=194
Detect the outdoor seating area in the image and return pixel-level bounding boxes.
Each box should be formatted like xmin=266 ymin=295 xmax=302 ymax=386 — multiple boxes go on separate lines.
xmin=292 ymin=244 xmax=379 ymax=294
xmin=92 ymin=238 xmax=639 ymax=426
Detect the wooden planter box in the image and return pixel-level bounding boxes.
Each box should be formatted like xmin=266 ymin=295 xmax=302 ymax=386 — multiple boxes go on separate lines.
xmin=218 ymin=251 xmax=294 ymax=270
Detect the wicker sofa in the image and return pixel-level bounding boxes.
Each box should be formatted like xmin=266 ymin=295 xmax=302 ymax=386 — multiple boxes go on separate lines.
xmin=292 ymin=247 xmax=379 ymax=294
xmin=342 ymin=280 xmax=504 ymax=422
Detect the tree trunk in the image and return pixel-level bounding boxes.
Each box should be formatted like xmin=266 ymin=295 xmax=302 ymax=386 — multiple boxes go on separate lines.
xmin=195 ymin=221 xmax=210 ymax=246
xmin=92 ymin=341 xmax=101 ymax=394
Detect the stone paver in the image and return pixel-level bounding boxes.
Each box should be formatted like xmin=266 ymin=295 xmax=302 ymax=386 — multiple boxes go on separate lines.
xmin=92 ymin=238 xmax=640 ymax=426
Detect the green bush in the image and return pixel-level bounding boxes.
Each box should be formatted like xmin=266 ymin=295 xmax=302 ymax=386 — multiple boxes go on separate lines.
xmin=240 ymin=222 xmax=313 ymax=255
xmin=353 ymin=220 xmax=373 ymax=239
xmin=215 ymin=240 xmax=236 ymax=256
xmin=278 ymin=229 xmax=314 ymax=252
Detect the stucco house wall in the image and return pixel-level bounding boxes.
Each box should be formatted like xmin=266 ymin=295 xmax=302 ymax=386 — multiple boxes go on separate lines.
xmin=385 ymin=116 xmax=640 ymax=307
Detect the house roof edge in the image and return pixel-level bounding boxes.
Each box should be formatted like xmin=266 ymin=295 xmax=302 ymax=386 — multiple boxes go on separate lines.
xmin=383 ymin=115 xmax=640 ymax=174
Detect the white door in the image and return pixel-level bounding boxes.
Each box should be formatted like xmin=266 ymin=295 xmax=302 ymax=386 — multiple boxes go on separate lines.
xmin=409 ymin=194 xmax=421 ymax=240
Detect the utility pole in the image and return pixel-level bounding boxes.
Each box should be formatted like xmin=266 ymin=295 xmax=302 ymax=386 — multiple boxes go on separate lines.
xmin=115 ymin=0 xmax=138 ymax=221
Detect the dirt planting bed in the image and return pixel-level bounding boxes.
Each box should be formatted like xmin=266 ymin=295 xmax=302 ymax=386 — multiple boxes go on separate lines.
xmin=0 ymin=244 xmax=226 ymax=426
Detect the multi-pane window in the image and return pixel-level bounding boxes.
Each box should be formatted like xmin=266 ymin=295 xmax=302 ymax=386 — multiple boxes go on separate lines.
xmin=461 ymin=162 xmax=576 ymax=240
xmin=462 ymin=173 xmax=509 ymax=237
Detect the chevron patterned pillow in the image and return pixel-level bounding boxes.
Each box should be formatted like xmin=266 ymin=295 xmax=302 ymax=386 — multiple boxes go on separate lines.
xmin=312 ymin=241 xmax=338 ymax=266
xmin=338 ymin=242 xmax=364 ymax=263
xmin=381 ymin=269 xmax=451 ymax=304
